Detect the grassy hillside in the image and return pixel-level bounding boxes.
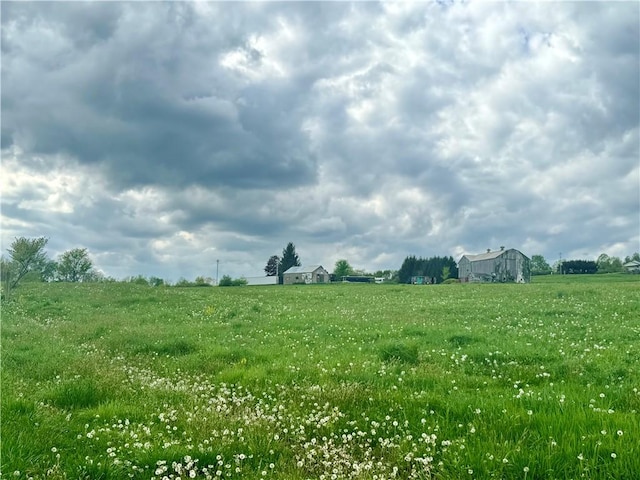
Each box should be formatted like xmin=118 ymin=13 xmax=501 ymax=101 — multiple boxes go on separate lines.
xmin=2 ymin=277 xmax=639 ymax=479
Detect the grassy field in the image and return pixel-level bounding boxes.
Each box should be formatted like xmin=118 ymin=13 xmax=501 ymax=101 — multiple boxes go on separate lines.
xmin=2 ymin=275 xmax=639 ymax=479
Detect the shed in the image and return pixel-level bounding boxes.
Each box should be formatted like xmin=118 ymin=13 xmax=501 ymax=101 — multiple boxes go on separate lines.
xmin=282 ymin=265 xmax=330 ymax=285
xmin=458 ymin=248 xmax=530 ymax=283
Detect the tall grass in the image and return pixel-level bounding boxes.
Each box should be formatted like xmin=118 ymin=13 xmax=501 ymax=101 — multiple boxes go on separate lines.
xmin=2 ymin=277 xmax=639 ymax=478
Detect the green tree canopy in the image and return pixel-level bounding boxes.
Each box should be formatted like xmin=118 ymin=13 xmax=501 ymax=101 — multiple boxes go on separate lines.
xmin=57 ymin=248 xmax=94 ymax=282
xmin=398 ymin=255 xmax=458 ymax=284
xmin=531 ymin=254 xmax=552 ymax=275
xmin=333 ymin=259 xmax=354 ymax=279
xmin=597 ymin=253 xmax=623 ymax=273
xmin=624 ymin=252 xmax=640 ymax=263
xmin=5 ymin=236 xmax=49 ymax=290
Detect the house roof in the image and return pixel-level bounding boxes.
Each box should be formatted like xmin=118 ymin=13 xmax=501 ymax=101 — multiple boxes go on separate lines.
xmin=283 ymin=265 xmax=325 ymax=274
xmin=623 ymin=260 xmax=640 ymax=267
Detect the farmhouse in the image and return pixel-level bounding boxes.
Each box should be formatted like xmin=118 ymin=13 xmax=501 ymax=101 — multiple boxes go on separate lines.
xmin=282 ymin=265 xmax=330 ymax=285
xmin=623 ymin=260 xmax=640 ymax=273
xmin=458 ymin=247 xmax=531 ymax=283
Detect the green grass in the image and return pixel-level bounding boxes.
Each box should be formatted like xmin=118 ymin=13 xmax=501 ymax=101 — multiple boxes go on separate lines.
xmin=2 ymin=276 xmax=639 ymax=479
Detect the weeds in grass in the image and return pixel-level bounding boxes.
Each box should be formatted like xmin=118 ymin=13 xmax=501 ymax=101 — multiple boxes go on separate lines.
xmin=2 ymin=278 xmax=639 ymax=479
xmin=46 ymin=379 xmax=110 ymax=409
xmin=379 ymin=342 xmax=419 ymax=365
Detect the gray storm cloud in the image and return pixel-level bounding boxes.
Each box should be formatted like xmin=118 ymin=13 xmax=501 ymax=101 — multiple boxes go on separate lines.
xmin=1 ymin=1 xmax=638 ymax=280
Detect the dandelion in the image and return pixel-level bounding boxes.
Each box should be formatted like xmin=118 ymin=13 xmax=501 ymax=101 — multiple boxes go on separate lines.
xmin=577 ymin=453 xmax=584 ymax=461
xmin=523 ymin=466 xmax=530 ymax=473
xmin=617 ymin=430 xmax=624 ymax=436
xmin=51 ymin=447 xmax=58 ymax=453
xmin=611 ymin=453 xmax=617 ymax=459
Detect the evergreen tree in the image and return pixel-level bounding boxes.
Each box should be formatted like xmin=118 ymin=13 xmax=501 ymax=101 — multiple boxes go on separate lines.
xmin=398 ymin=255 xmax=458 ymax=284
xmin=279 ymin=242 xmax=301 ymax=281
xmin=264 ymin=255 xmax=280 ymax=276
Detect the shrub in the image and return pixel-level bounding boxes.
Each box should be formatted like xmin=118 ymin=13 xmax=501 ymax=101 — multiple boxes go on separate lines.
xmin=219 ymin=275 xmax=247 ymax=287
xmin=194 ymin=276 xmax=213 ymax=286
xmin=129 ymin=275 xmax=150 ymax=286
xmin=442 ymin=278 xmax=460 ymax=284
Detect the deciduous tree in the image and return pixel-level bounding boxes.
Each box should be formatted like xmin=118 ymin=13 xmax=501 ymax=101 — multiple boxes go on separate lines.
xmin=624 ymin=252 xmax=640 ymax=263
xmin=5 ymin=237 xmax=49 ymax=290
xmin=333 ymin=259 xmax=354 ymax=279
xmin=57 ymin=248 xmax=93 ymax=282
xmin=597 ymin=253 xmax=623 ymax=273
xmin=531 ymin=254 xmax=552 ymax=275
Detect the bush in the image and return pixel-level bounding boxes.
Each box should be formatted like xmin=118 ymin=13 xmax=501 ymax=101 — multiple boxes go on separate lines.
xmin=442 ymin=278 xmax=460 ymax=284
xmin=219 ymin=275 xmax=247 ymax=287
xmin=194 ymin=276 xmax=213 ymax=287
xmin=129 ymin=275 xmax=150 ymax=286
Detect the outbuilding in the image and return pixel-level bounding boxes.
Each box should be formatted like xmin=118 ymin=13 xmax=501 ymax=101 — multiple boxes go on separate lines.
xmin=282 ymin=265 xmax=330 ymax=285
xmin=458 ymin=248 xmax=530 ymax=283
xmin=623 ymin=260 xmax=640 ymax=274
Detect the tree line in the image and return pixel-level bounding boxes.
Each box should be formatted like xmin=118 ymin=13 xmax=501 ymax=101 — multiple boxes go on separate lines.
xmin=531 ymin=252 xmax=639 ymax=275
xmin=1 ymin=237 xmax=100 ymax=298
xmin=5 ymin=237 xmax=637 ymax=298
xmin=397 ymin=255 xmax=458 ymax=284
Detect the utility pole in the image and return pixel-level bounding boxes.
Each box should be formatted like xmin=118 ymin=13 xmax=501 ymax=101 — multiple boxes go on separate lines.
xmin=559 ymin=252 xmax=562 ymax=275
xmin=216 ymin=259 xmax=219 ymax=285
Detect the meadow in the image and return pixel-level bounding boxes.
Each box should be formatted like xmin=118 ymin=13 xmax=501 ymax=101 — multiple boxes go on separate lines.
xmin=2 ymin=275 xmax=639 ymax=479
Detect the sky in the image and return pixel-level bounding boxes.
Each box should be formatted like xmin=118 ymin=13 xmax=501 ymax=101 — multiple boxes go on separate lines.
xmin=1 ymin=1 xmax=639 ymax=282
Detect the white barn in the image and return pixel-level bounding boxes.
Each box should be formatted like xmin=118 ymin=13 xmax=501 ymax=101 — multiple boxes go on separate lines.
xmin=458 ymin=248 xmax=530 ymax=283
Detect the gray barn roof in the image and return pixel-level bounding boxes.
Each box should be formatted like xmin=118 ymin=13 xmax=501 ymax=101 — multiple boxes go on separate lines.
xmin=282 ymin=265 xmax=325 ymax=275
xmin=460 ymin=248 xmax=528 ymax=263
xmin=461 ymin=250 xmax=509 ymax=262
